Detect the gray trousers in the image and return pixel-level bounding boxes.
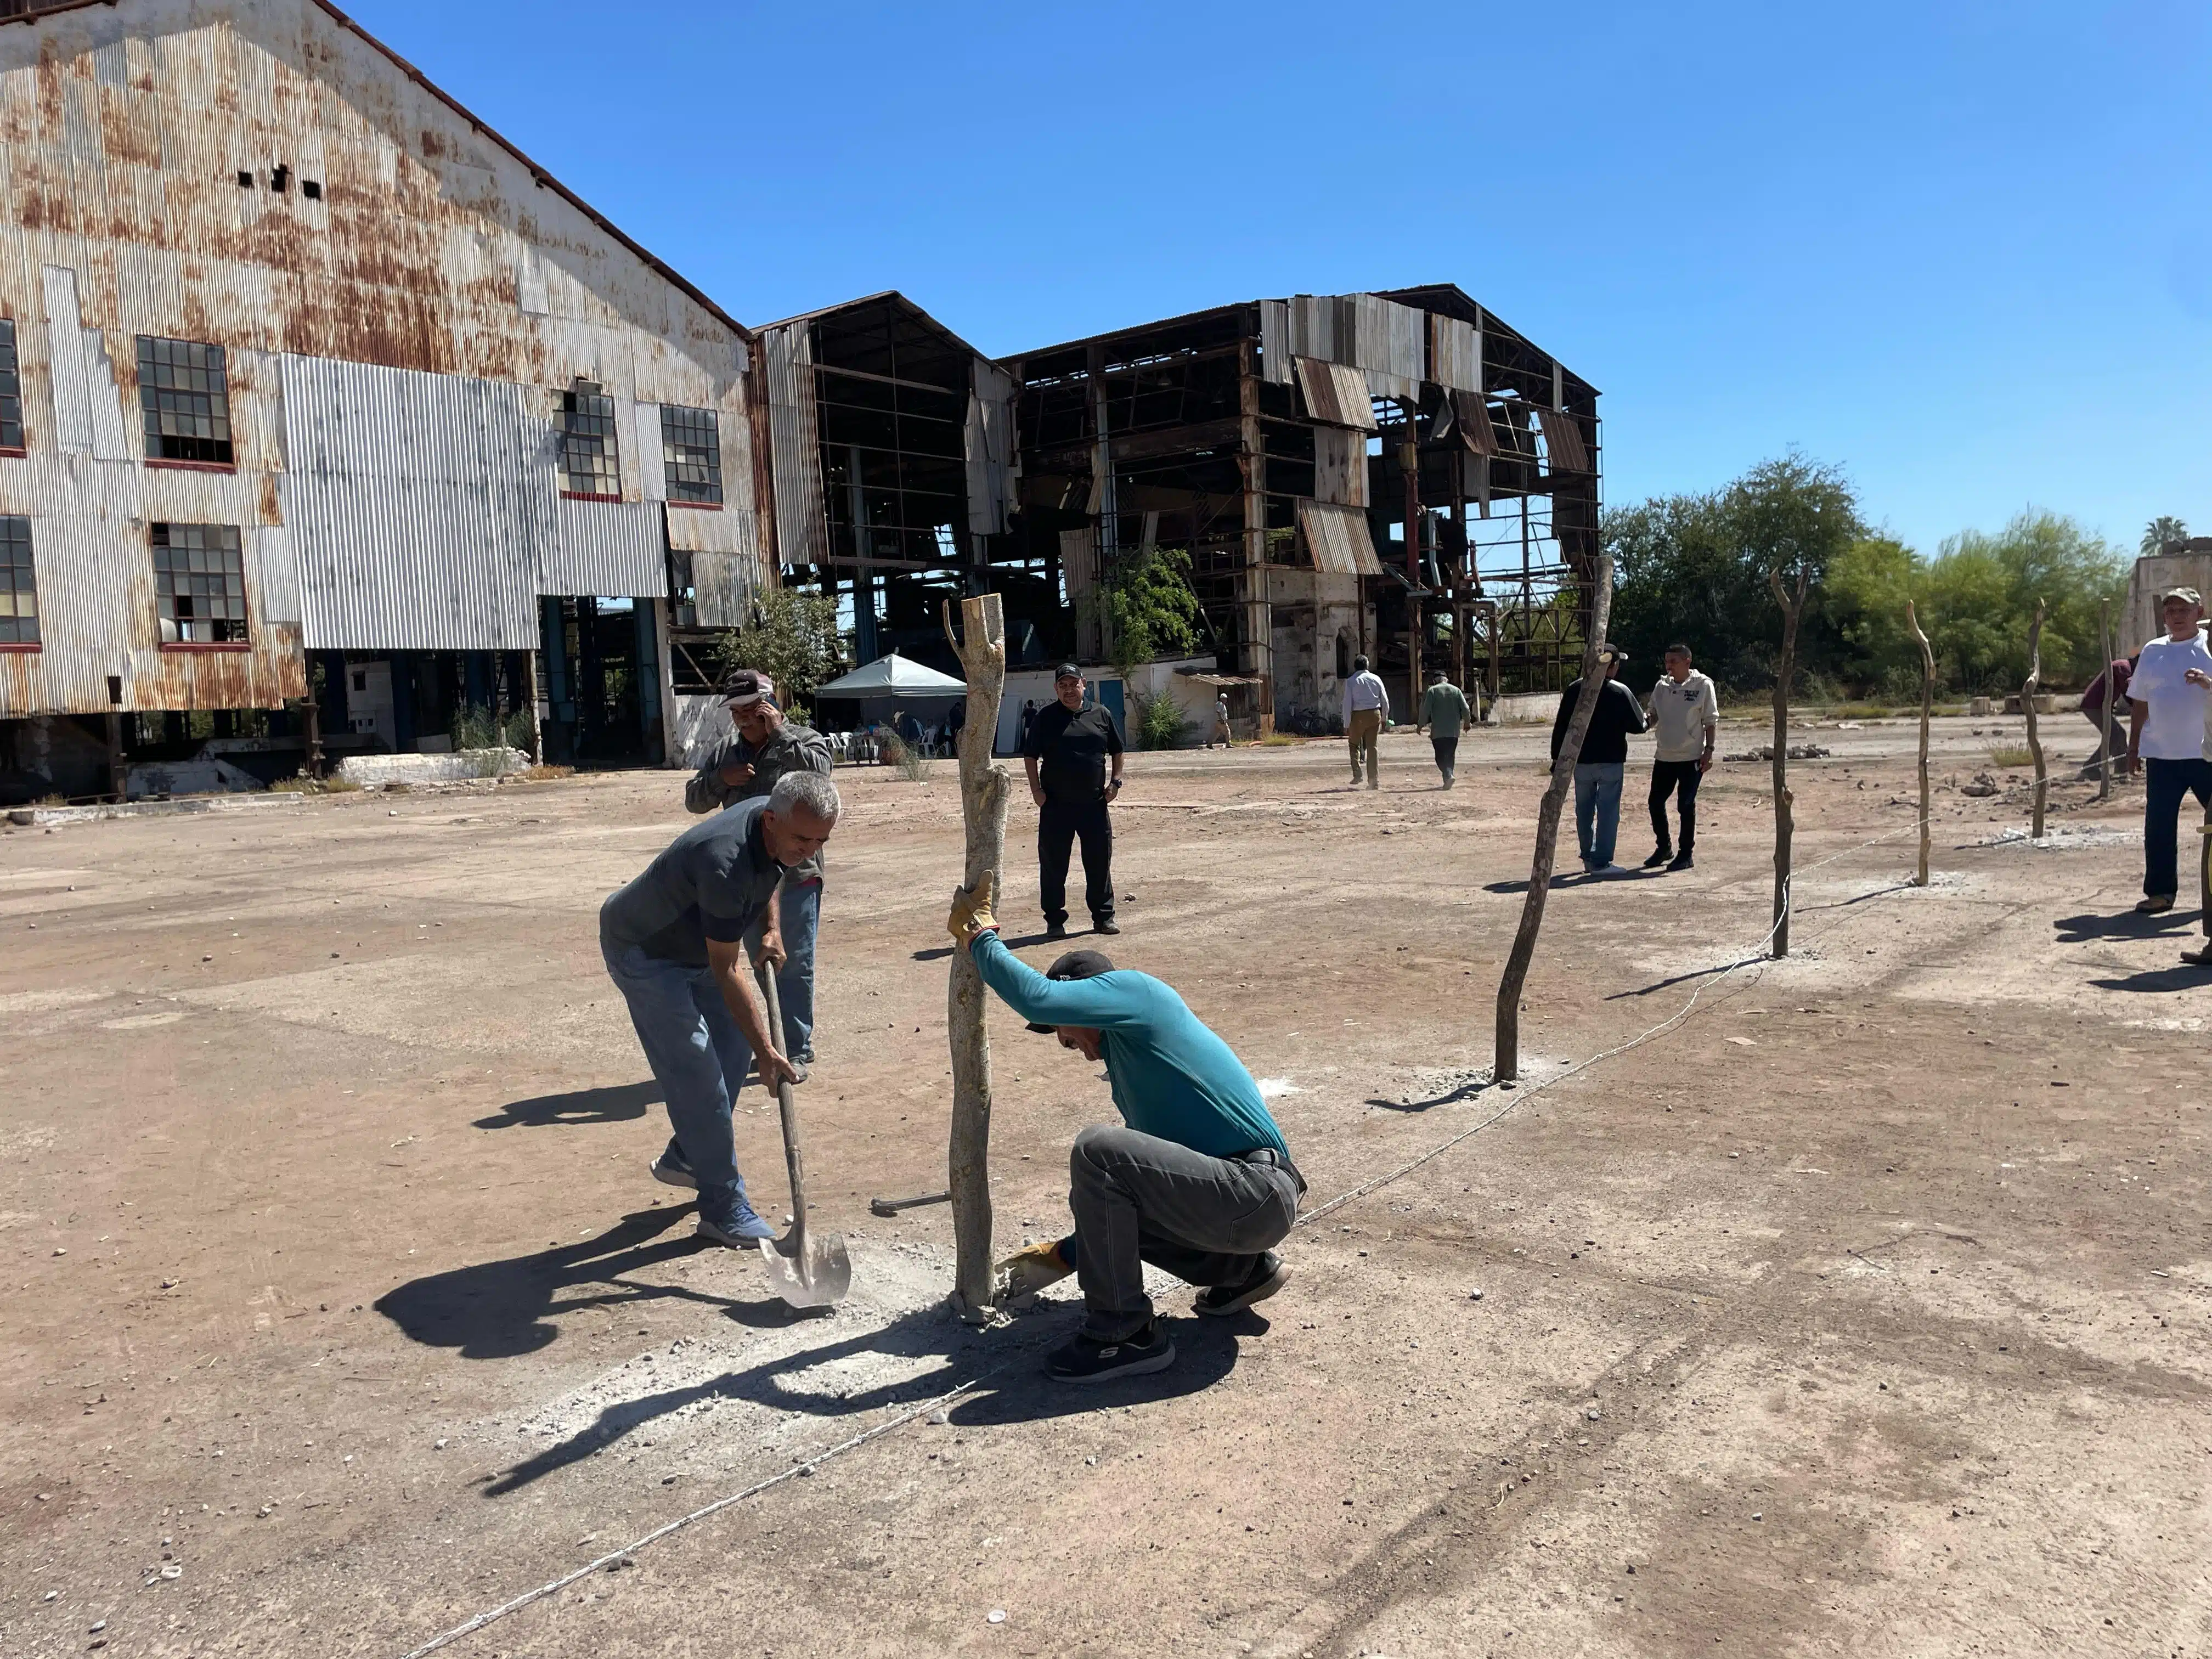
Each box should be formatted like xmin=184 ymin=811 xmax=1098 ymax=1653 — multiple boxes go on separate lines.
xmin=1068 ymin=1124 xmax=1302 ymax=1341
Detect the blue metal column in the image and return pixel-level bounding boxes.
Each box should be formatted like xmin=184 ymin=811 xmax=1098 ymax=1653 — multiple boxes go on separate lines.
xmin=634 ymin=600 xmax=663 ymax=758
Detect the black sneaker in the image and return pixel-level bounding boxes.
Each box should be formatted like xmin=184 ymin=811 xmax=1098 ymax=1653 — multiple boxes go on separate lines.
xmin=1669 ymin=851 xmax=1694 ymax=871
xmin=1092 ymin=916 xmax=1121 ymax=935
xmin=649 ymin=1140 xmax=697 ymax=1190
xmin=1044 ymin=921 xmax=1069 ymax=941
xmin=1194 ymin=1252 xmax=1287 ymax=1317
xmin=1047 ymin=1321 xmax=1176 ymax=1385
xmin=1641 ymin=848 xmax=1672 ymax=869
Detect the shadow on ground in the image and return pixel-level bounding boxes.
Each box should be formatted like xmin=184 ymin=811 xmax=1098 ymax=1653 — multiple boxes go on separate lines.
xmin=2053 ymin=910 xmax=2199 ymax=943
xmin=2087 ymin=964 xmax=2212 ymax=994
xmin=474 ymin=1080 xmax=661 ymax=1130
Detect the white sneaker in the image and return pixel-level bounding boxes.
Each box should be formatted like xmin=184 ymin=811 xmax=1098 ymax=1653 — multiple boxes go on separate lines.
xmin=1594 ymin=863 xmax=1633 ymax=878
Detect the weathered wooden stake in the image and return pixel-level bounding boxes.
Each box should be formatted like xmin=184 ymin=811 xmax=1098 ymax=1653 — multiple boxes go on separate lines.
xmin=943 ymin=594 xmax=1009 ymax=1322
xmin=1906 ymin=600 xmax=1934 ymax=886
xmin=1768 ymin=566 xmax=1810 ymax=957
xmin=2023 ymin=597 xmax=2047 ymax=841
xmin=1493 ymin=555 xmax=1614 ymax=1085
xmin=2097 ymin=600 xmax=2115 ymax=803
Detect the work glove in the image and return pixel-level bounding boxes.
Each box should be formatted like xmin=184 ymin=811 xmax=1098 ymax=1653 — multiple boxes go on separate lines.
xmin=992 ymin=1237 xmax=1075 ymax=1306
xmin=947 ymin=871 xmax=999 ymax=949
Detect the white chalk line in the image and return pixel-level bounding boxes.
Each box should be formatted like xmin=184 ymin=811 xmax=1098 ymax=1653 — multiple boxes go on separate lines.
xmin=398 ymin=770 xmax=2099 ymax=1657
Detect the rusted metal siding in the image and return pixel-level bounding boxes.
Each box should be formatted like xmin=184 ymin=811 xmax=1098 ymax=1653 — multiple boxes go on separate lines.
xmin=279 ymin=353 xmax=546 ymax=652
xmin=1293 ymin=356 xmax=1376 ymax=431
xmin=1312 ymin=426 xmax=1368 ymax=508
xmin=0 ymin=0 xmax=760 ymax=712
xmin=763 ymin=321 xmax=824 ymax=569
xmin=964 ymin=358 xmax=1015 ymax=539
xmin=1297 ymin=500 xmax=1383 ymax=578
xmin=1259 ymin=298 xmax=1290 ymax=386
xmin=1428 ymin=313 xmax=1481 ymax=394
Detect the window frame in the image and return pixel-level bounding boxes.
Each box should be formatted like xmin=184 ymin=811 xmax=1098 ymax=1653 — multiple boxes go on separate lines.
xmin=556 ymin=382 xmax=622 ymax=502
xmin=0 ymin=514 xmax=38 ymax=651
xmin=0 ymin=318 xmax=25 ymax=458
xmin=151 ymin=521 xmax=251 ymax=651
xmin=137 ymin=335 xmax=236 ymax=471
xmin=659 ymin=403 xmax=724 ymax=509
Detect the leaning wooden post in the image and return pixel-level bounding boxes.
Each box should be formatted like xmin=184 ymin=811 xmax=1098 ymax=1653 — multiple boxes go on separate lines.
xmin=2022 ymin=597 xmax=2047 ymax=841
xmin=1906 ymin=600 xmax=1934 ymax=886
xmin=2097 ymin=600 xmax=2116 ymax=803
xmin=1493 ymin=554 xmax=1614 ymax=1084
xmin=1767 ymin=566 xmax=1810 ymax=957
xmin=943 ymin=595 xmax=1009 ymax=1322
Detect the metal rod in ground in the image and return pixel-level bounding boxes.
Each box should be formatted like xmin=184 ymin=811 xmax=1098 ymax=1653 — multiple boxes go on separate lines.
xmin=1767 ymin=566 xmax=1811 ymax=957
xmin=869 ymin=1191 xmax=951 ymax=1218
xmin=2023 ymin=597 xmax=2047 ymax=840
xmin=1492 ymin=554 xmax=1615 ymax=1085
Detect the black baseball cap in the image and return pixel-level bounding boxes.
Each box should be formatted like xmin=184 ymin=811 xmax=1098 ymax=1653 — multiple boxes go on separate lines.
xmin=1025 ymin=949 xmax=1114 ymax=1032
xmin=1053 ymin=662 xmax=1082 ymax=682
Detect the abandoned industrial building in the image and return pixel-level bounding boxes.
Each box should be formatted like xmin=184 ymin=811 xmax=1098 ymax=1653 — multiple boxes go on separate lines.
xmin=0 ymin=0 xmax=1600 ymax=803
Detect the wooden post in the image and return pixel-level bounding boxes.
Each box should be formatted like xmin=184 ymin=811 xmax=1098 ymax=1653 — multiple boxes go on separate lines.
xmin=943 ymin=594 xmax=1009 ymax=1321
xmin=1492 ymin=555 xmax=1613 ymax=1084
xmin=1768 ymin=567 xmax=1810 ymax=958
xmin=2023 ymin=598 xmax=2047 ymax=841
xmin=1907 ymin=600 xmax=1934 ymax=886
xmin=2097 ymin=600 xmax=2115 ymax=803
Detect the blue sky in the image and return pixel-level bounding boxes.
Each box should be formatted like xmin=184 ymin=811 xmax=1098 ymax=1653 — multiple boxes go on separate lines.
xmin=352 ymin=0 xmax=2209 ymax=559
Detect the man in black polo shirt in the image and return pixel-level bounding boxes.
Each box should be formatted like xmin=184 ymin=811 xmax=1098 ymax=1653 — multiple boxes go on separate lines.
xmin=1024 ymin=663 xmax=1125 ymax=940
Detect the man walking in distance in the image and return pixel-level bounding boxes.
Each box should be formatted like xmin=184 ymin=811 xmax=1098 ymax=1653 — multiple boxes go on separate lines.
xmin=2125 ymin=588 xmax=2212 ymax=913
xmin=601 ymin=772 xmax=839 ymax=1243
xmin=685 ymin=669 xmax=834 ymax=1073
xmin=1342 ymin=653 xmax=1389 ymax=788
xmin=1550 ymin=645 xmax=1647 ymax=877
xmin=1416 ymin=668 xmax=1472 ymax=788
xmin=1643 ymin=644 xmax=1719 ymax=870
xmin=1206 ymin=691 xmax=1232 ymax=749
xmin=946 ymin=874 xmax=1301 ymax=1384
xmin=1025 ymin=663 xmax=1124 ymax=940
xmin=2080 ymin=650 xmax=2136 ymax=781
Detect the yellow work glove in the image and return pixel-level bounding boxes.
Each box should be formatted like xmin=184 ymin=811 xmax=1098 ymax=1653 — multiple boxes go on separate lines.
xmin=946 ymin=871 xmax=998 ymax=949
xmin=992 ymin=1237 xmax=1074 ymax=1305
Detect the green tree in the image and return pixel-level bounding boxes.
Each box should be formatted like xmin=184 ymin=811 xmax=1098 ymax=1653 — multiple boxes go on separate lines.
xmin=1084 ymin=545 xmax=1205 ymax=675
xmin=1607 ymin=453 xmax=1863 ymax=689
xmin=2143 ymin=515 xmax=2189 ymax=554
xmin=709 ymin=587 xmax=843 ymax=714
xmin=1918 ymin=511 xmax=2124 ymax=692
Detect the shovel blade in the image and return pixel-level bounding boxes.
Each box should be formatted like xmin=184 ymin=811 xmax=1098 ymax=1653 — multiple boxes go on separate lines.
xmin=758 ymin=1231 xmax=853 ymax=1308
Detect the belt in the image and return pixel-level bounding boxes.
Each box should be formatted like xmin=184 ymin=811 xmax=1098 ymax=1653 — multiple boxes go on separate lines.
xmin=1235 ymin=1146 xmax=1307 ymax=1195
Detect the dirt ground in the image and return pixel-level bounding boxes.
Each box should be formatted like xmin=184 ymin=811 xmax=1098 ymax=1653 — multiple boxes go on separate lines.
xmin=3 ymin=711 xmax=2208 ymax=1659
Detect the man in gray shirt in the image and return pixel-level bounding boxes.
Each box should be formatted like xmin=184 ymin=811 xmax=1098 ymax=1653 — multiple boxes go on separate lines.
xmin=601 ymin=771 xmax=840 ymax=1245
xmin=1416 ymin=669 xmax=1473 ymax=788
xmin=686 ymin=669 xmax=834 ymax=1069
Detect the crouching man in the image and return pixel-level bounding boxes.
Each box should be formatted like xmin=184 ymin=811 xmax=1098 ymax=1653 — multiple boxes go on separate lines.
xmin=599 ymin=771 xmax=839 ymax=1245
xmin=947 ymin=875 xmax=1302 ymax=1384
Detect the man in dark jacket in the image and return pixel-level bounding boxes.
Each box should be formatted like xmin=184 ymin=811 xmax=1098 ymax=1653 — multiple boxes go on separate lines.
xmin=1025 ymin=663 xmax=1124 ymax=939
xmin=686 ymin=669 xmax=834 ymax=1069
xmin=1549 ymin=646 xmax=1647 ymax=876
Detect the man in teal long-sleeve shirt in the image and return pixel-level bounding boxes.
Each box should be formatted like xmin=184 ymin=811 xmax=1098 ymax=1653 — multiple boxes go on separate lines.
xmin=949 ymin=876 xmax=1302 ymax=1384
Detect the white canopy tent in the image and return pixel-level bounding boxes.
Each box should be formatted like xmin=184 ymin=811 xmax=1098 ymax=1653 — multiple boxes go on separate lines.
xmin=812 ymin=652 xmax=968 ymax=701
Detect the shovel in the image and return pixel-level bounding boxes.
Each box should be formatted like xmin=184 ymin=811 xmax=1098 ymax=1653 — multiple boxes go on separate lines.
xmin=752 ymin=961 xmax=851 ymax=1308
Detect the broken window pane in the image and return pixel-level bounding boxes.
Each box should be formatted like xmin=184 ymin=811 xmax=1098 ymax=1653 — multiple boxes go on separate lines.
xmin=660 ymin=404 xmax=723 ymax=504
xmin=152 ymin=522 xmax=247 ymax=644
xmin=0 ymin=319 xmax=22 ymax=451
xmin=0 ymin=515 xmax=37 ymax=644
xmin=137 ymin=336 xmax=234 ymax=465
xmin=557 ymin=382 xmax=620 ymax=497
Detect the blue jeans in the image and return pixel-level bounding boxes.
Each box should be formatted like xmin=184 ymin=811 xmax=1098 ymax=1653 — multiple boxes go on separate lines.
xmin=747 ymin=879 xmax=819 ymax=1060
xmin=2143 ymin=757 xmax=2212 ymax=898
xmin=601 ymin=934 xmax=755 ymax=1191
xmin=1573 ymin=761 xmax=1626 ymax=868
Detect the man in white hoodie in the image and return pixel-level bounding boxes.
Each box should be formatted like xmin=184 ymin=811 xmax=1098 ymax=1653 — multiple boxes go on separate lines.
xmin=1642 ymin=644 xmax=1719 ymax=872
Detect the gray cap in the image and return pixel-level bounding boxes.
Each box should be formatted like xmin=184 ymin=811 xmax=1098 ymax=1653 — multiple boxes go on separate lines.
xmin=2160 ymin=586 xmax=2203 ymax=608
xmin=1053 ymin=662 xmax=1082 ymax=682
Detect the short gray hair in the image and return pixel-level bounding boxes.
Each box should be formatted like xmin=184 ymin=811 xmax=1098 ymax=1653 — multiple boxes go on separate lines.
xmin=768 ymin=770 xmax=840 ymax=822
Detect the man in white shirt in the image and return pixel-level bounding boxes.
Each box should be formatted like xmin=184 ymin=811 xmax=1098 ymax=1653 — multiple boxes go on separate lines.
xmin=1643 ymin=644 xmax=1720 ymax=871
xmin=1341 ymin=654 xmax=1390 ymax=789
xmin=2123 ymin=586 xmax=2212 ymax=913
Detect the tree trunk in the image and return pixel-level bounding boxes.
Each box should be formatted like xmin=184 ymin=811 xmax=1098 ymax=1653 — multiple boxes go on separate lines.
xmin=2098 ymin=600 xmax=2115 ymax=803
xmin=943 ymin=595 xmax=1009 ymax=1322
xmin=2023 ymin=598 xmax=2047 ymax=841
xmin=1768 ymin=567 xmax=1810 ymax=957
xmin=1493 ymin=555 xmax=1615 ymax=1085
xmin=1907 ymin=600 xmax=1934 ymax=887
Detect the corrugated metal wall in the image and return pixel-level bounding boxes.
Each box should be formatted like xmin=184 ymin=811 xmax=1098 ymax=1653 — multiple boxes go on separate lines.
xmin=763 ymin=323 xmax=825 ymax=569
xmin=546 ymin=496 xmax=666 ymax=600
xmin=280 ymin=355 xmax=550 ymax=653
xmin=965 ymin=359 xmax=1017 ymax=538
